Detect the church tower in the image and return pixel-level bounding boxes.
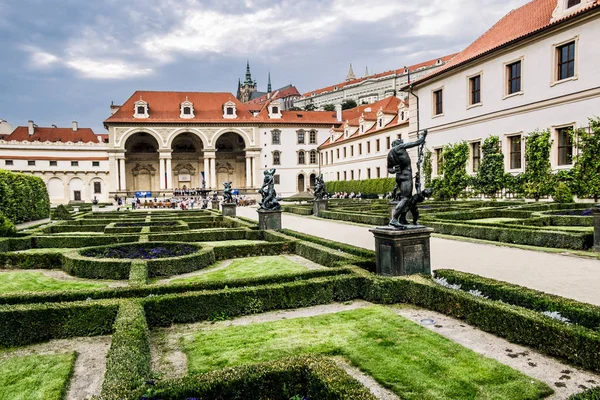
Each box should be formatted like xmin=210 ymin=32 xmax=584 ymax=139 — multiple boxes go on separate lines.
xmin=346 ymin=63 xmax=356 ymax=81
xmin=237 ymin=61 xmax=258 ymax=103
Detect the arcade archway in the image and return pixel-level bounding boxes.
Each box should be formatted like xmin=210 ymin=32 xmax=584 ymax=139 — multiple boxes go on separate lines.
xmin=124 ymin=133 xmax=159 ymax=193
xmin=215 ymin=132 xmax=246 ymax=189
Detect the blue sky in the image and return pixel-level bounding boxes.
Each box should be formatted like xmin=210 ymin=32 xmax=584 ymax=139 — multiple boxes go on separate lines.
xmin=0 ymin=0 xmax=529 ymax=133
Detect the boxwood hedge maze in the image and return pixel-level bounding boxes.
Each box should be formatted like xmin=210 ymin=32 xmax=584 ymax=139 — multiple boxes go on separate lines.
xmin=1 ymin=208 xmax=599 ymax=399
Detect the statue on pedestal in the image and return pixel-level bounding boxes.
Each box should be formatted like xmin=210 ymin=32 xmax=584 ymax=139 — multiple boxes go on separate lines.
xmin=222 ymin=182 xmax=233 ymax=203
xmin=387 ymin=129 xmax=431 ymax=229
xmin=313 ymin=174 xmax=328 ymax=200
xmin=259 ymin=168 xmax=281 ymax=211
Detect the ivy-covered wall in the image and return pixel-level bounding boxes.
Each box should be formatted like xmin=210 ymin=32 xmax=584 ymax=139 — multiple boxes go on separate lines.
xmin=0 ymin=170 xmax=50 ymax=224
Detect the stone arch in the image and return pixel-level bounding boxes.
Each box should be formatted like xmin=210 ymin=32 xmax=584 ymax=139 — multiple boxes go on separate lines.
xmin=124 ymin=133 xmax=160 ymax=193
xmin=68 ymin=177 xmax=85 ymax=202
xmin=165 ymin=128 xmax=209 ymax=149
xmin=117 ymin=128 xmax=164 ymax=150
xmin=88 ymin=177 xmax=106 ymax=202
xmin=214 ymin=132 xmax=247 ymax=189
xmin=47 ymin=177 xmax=64 ymax=201
xmin=211 ymin=127 xmax=252 ymax=149
xmin=297 ymin=173 xmax=305 ymax=193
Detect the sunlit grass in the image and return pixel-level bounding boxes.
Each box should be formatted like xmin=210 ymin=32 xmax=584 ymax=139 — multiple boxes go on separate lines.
xmin=182 ymin=306 xmax=552 ymax=400
xmin=0 ymin=271 xmax=106 ymax=294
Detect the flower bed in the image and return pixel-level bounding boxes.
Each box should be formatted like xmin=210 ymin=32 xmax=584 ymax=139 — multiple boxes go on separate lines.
xmin=81 ymin=243 xmax=197 ymax=259
xmin=550 ymin=209 xmax=593 ymax=216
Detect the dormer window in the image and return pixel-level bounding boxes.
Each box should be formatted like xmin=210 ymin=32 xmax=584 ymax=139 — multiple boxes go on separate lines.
xmin=272 ymin=106 xmax=279 ymax=114
xmin=134 ymin=99 xmax=149 ymax=119
xmin=223 ymin=100 xmax=237 ymax=119
xmin=268 ymin=101 xmax=282 ymax=119
xmin=180 ymin=98 xmax=195 ymax=119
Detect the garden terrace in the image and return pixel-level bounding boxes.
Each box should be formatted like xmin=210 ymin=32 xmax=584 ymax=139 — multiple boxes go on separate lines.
xmin=0 ymin=209 xmax=599 ymax=399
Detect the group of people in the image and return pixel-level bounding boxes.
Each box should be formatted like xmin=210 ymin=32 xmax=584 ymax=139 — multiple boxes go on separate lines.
xmin=329 ymin=192 xmax=364 ymax=199
xmin=173 ymin=187 xmax=207 ymax=197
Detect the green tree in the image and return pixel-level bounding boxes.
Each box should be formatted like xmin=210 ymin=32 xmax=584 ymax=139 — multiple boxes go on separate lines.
xmin=323 ymin=104 xmax=336 ymax=112
xmin=572 ymin=117 xmax=600 ymax=201
xmin=303 ymin=103 xmax=316 ymax=111
xmin=440 ymin=141 xmax=470 ymax=200
xmin=475 ymin=136 xmax=505 ymax=198
xmin=523 ymin=129 xmax=554 ymax=201
xmin=341 ymin=99 xmax=358 ymax=110
xmin=423 ymin=149 xmax=433 ymax=188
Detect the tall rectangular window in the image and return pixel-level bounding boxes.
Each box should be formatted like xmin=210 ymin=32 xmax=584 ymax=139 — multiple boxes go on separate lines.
xmin=472 ymin=142 xmax=481 ymax=173
xmin=435 ymin=149 xmax=443 ymax=175
xmin=386 ymin=137 xmax=391 ymax=149
xmin=557 ymin=127 xmax=573 ymax=166
xmin=298 ymin=151 xmax=305 ymax=164
xmin=336 ymin=149 xmax=340 ymax=159
xmin=273 ymin=151 xmax=281 ymax=165
xmin=344 ymin=171 xmax=347 ymax=181
xmin=358 ymin=143 xmax=362 ymax=155
xmin=507 ymin=61 xmax=522 ymax=95
xmin=309 ymin=131 xmax=317 ymax=144
xmin=272 ymin=130 xmax=280 ymax=145
xmin=337 ymin=172 xmax=340 ymax=181
xmin=367 ymin=168 xmax=371 ymax=179
xmin=343 ymin=147 xmax=347 ymax=158
xmin=433 ymin=89 xmax=443 ymax=115
xmin=350 ymin=170 xmax=354 ymax=180
xmin=350 ymin=145 xmax=354 ymax=157
xmin=469 ymin=75 xmax=481 ymax=105
xmin=310 ymin=151 xmax=317 ymax=164
xmin=376 ymin=139 xmax=380 ymax=152
xmin=297 ymin=130 xmax=305 ymax=144
xmin=94 ymin=182 xmax=102 ymax=194
xmin=557 ymin=41 xmax=575 ymax=81
xmin=367 ymin=141 xmax=371 ymax=153
xmin=509 ymin=136 xmax=522 ymax=169
xmin=376 ymin=167 xmax=381 ymax=178
xmin=274 ymin=175 xmax=280 ymax=184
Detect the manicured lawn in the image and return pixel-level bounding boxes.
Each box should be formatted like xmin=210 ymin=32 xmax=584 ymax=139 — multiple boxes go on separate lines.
xmin=0 ymin=353 xmax=75 ymax=400
xmin=182 ymin=306 xmax=552 ymax=400
xmin=171 ymin=255 xmax=309 ymax=283
xmin=0 ymin=271 xmax=106 ymax=293
xmin=467 ymin=217 xmax=519 ymax=224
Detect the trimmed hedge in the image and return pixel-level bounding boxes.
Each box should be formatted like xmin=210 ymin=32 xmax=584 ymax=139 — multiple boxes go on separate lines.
xmin=0 ymin=250 xmax=63 ymax=269
xmin=326 ymin=177 xmax=394 ymax=195
xmin=147 ymin=247 xmax=215 ymax=277
xmin=282 ymin=205 xmax=313 ymax=215
xmin=0 ymin=299 xmax=119 ymax=347
xmin=32 ymin=234 xmax=140 ymax=248
xmin=0 ymin=170 xmax=50 ymax=224
xmin=570 ymin=387 xmax=600 ymax=399
xmin=280 ymin=229 xmax=376 ymax=259
xmin=212 ymin=241 xmax=294 ymax=260
xmin=130 ymin=356 xmax=376 ymax=400
xmin=143 ymin=275 xmax=363 ymax=327
xmin=434 ymin=269 xmax=600 ymax=331
xmin=148 ymin=228 xmax=257 ymax=243
xmin=101 ymin=300 xmax=151 ymax=399
xmin=51 ymin=205 xmax=73 ymax=221
xmin=129 ymin=261 xmax=148 ymax=286
xmin=320 ymin=210 xmax=388 ymax=226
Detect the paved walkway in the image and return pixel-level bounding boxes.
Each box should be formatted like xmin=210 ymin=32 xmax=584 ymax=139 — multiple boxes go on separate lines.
xmin=236 ymin=207 xmax=600 ymax=306
xmin=16 ymin=218 xmax=50 ymax=231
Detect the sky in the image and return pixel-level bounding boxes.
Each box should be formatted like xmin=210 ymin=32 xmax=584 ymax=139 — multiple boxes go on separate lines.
xmin=0 ymin=0 xmax=531 ymax=133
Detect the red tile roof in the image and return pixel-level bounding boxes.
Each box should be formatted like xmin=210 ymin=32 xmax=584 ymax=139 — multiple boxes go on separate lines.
xmin=246 ymin=86 xmax=301 ymax=105
xmin=302 ymin=54 xmax=457 ymax=97
xmin=410 ymin=0 xmax=600 ymax=86
xmin=105 ymin=91 xmax=338 ymax=125
xmin=1 ymin=126 xmax=103 ymax=143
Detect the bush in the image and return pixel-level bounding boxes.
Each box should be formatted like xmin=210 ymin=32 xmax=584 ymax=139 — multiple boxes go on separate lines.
xmin=0 ymin=170 xmax=50 ymax=224
xmin=474 ymin=136 xmax=505 ymax=198
xmin=51 ymin=205 xmax=73 ymax=221
xmin=101 ymin=300 xmax=151 ymax=399
xmin=570 ymin=387 xmax=600 ymax=399
xmin=0 ymin=211 xmax=16 ymax=237
xmin=326 ymin=178 xmax=394 ymax=196
xmin=554 ymin=182 xmax=574 ymax=203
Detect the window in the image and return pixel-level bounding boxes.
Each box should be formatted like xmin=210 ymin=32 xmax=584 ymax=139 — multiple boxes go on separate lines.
xmin=358 ymin=143 xmax=362 ymax=155
xmin=183 ymin=107 xmax=191 ymax=115
xmin=361 ymin=125 xmax=364 ymax=133
xmin=272 ymin=106 xmax=279 ymax=114
xmin=367 ymin=141 xmax=371 ymax=153
xmin=92 ymin=161 xmax=100 ymax=167
xmin=343 ymin=147 xmax=347 ymax=158
xmin=376 ymin=167 xmax=380 ymax=178
xmin=330 ymin=150 xmax=333 ymax=163
xmin=435 ymin=149 xmax=443 ymax=175
xmin=28 ymin=160 xmax=35 ymax=166
xmin=472 ymin=142 xmax=481 ymax=173
xmin=93 ymin=182 xmax=102 ymax=194
xmin=71 ymin=161 xmax=79 ymax=167
xmin=378 ymin=119 xmax=382 ymax=128
xmin=272 ymin=130 xmax=281 ymax=145
xmin=324 ymin=152 xmax=328 ymax=165
xmin=226 ymin=107 xmax=234 ymax=115
xmin=274 ymin=174 xmax=280 ymax=185
xmin=351 ymin=170 xmax=354 ymax=180
xmin=469 ymin=75 xmax=481 ymax=105
xmin=507 ymin=61 xmax=522 ymax=95
xmin=557 ymin=127 xmax=573 ymax=165
xmin=337 ymin=172 xmax=340 ymax=181
xmin=309 ymin=131 xmax=317 ymax=144
xmin=509 ymin=136 xmax=522 ymax=169
xmin=336 ymin=149 xmax=340 ymax=159
xmin=367 ymin=168 xmax=371 ymax=179
xmin=137 ymin=106 xmax=145 ymax=114
xmin=49 ymin=160 xmax=57 ymax=166
xmin=567 ymin=0 xmax=581 ymax=7
xmin=557 ymin=41 xmax=575 ymax=81
xmin=310 ymin=150 xmax=317 ymax=164
xmin=433 ymin=89 xmax=443 ymax=115
xmin=350 ymin=146 xmax=354 ymax=157
xmin=298 ymin=151 xmax=305 ymax=164
xmin=297 ymin=130 xmax=305 ymax=144
xmin=386 ymin=137 xmax=391 ymax=149
xmin=376 ymin=139 xmax=380 ymax=152
xmin=343 ymin=171 xmax=347 ymax=181
xmin=5 ymin=160 xmax=13 ymax=166
xmin=273 ymin=151 xmax=281 ymax=165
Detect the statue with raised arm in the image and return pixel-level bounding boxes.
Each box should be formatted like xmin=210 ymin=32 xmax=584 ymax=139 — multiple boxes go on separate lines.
xmin=313 ymin=174 xmax=328 ymax=200
xmin=259 ymin=168 xmax=281 ymax=211
xmin=387 ymin=130 xmax=429 ymax=228
xmin=222 ymin=182 xmax=233 ymax=203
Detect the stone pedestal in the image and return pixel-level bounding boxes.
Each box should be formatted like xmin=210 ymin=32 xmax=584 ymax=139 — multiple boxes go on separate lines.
xmin=258 ymin=209 xmax=282 ymax=231
xmin=312 ymin=199 xmax=328 ymax=217
xmin=211 ymin=200 xmax=220 ymax=210
xmin=221 ymin=202 xmax=237 ymax=217
xmin=593 ymin=205 xmax=600 ymax=253
xmin=370 ymin=226 xmax=433 ymax=276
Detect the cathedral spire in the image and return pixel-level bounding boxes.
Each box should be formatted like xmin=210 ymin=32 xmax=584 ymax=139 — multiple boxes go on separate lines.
xmin=267 ymin=72 xmax=272 ymax=93
xmin=346 ymin=63 xmax=356 ymax=81
xmin=244 ymin=60 xmax=253 ymax=85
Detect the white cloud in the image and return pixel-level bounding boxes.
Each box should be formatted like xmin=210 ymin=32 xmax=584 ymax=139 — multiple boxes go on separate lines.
xmin=64 ymin=58 xmax=153 ymax=79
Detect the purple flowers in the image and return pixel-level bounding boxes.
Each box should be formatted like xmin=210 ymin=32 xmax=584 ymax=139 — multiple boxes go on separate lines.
xmin=82 ymin=243 xmax=197 ymax=259
xmin=552 ymin=209 xmax=592 ymax=216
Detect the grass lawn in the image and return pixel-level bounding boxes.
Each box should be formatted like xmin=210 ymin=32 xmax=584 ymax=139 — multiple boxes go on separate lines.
xmin=0 ymin=353 xmax=75 ymax=400
xmin=182 ymin=306 xmax=552 ymax=400
xmin=467 ymin=217 xmax=520 ymax=224
xmin=0 ymin=271 xmax=106 ymax=293
xmin=171 ymin=255 xmax=309 ymax=283
xmin=203 ymin=240 xmax=267 ymax=247
xmin=14 ymin=248 xmax=71 ymax=254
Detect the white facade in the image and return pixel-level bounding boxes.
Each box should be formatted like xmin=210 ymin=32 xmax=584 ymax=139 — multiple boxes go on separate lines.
xmin=407 ymin=2 xmax=600 ymax=178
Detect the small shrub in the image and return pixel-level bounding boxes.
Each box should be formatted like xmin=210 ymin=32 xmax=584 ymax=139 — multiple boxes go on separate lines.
xmin=0 ymin=211 xmax=16 ymax=237
xmin=553 ymin=182 xmax=574 ymax=203
xmin=52 ymin=205 xmax=73 ymax=221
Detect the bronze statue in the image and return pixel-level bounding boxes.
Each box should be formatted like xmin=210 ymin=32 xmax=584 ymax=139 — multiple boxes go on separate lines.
xmin=259 ymin=168 xmax=281 ymax=210
xmin=388 ymin=130 xmax=429 ymax=228
xmin=222 ymin=182 xmax=233 ymax=203
xmin=313 ymin=174 xmax=328 ymax=200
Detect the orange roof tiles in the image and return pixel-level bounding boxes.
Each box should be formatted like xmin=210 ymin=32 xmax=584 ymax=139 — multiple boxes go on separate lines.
xmin=302 ymin=54 xmax=457 ymax=97
xmin=411 ymin=0 xmax=600 ymax=86
xmin=105 ymin=91 xmax=338 ymax=125
xmin=2 ymin=126 xmax=103 ymax=143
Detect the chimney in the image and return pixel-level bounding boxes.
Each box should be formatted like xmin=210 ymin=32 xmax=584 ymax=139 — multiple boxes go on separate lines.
xmin=72 ymin=121 xmax=78 ymax=131
xmin=335 ymin=104 xmax=342 ymax=122
xmin=28 ymin=120 xmax=34 ymax=136
xmin=52 ymin=124 xmax=57 ymax=128
xmin=97 ymin=135 xmax=102 ymax=143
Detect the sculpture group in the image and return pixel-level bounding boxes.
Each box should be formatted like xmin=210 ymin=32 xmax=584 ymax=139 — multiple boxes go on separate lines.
xmin=222 ymin=182 xmax=233 ymax=203
xmin=259 ymin=168 xmax=281 ymax=211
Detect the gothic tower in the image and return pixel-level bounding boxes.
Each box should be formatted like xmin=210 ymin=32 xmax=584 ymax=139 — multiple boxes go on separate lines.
xmin=236 ymin=61 xmax=258 ymax=103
